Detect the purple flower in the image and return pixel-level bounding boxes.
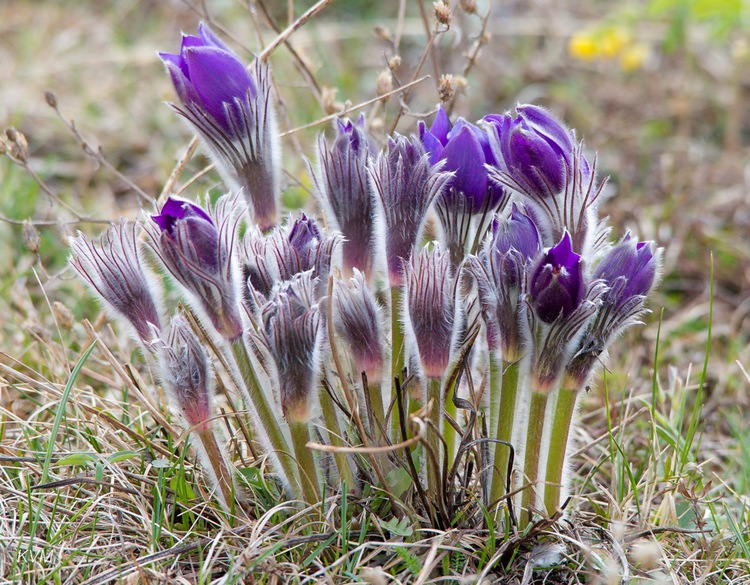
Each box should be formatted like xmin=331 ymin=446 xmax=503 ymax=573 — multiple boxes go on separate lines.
xmin=261 ymin=272 xmax=324 ymax=423
xmin=420 ymin=106 xmax=505 ymax=213
xmin=485 ymin=104 xmax=578 ymax=199
xmin=160 ymin=24 xmax=256 ymax=134
xmin=403 ymin=245 xmax=459 ymax=380
xmin=310 ymin=116 xmax=377 ymax=281
xmin=566 ymin=236 xmax=661 ymax=386
xmin=369 ymin=134 xmax=453 ymax=286
xmin=464 ymin=204 xmax=540 ymax=357
xmin=333 ymin=270 xmax=385 ymax=382
xmin=69 ymin=221 xmax=162 ymax=346
xmin=145 ymin=196 xmax=243 ymax=341
xmin=157 ymin=315 xmax=213 ymax=430
xmin=160 ymin=23 xmax=281 ymax=231
xmin=529 ymin=231 xmax=583 ymax=324
xmin=593 ymin=236 xmax=658 ymax=304
xmin=241 ymin=214 xmax=340 ymax=309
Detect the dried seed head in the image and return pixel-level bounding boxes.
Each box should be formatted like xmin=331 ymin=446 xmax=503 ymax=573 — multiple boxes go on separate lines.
xmin=459 ymin=0 xmax=477 ymax=14
xmin=373 ymin=25 xmax=392 ymax=42
xmin=454 ymin=75 xmax=468 ymax=94
xmin=52 ymin=301 xmax=75 ymax=330
xmin=22 ymin=220 xmax=40 ymax=254
xmin=388 ymin=55 xmax=402 ymax=70
xmin=433 ymin=1 xmax=453 ymax=26
xmin=321 ymin=86 xmax=341 ymax=115
xmin=4 ymin=127 xmax=28 ymax=161
xmin=376 ymin=69 xmax=393 ymax=101
xmin=438 ymin=74 xmax=455 ymax=103
xmin=44 ymin=91 xmax=58 ymax=108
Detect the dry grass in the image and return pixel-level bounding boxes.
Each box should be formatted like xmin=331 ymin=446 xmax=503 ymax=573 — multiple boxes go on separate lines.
xmin=2 ymin=0 xmax=750 ymax=582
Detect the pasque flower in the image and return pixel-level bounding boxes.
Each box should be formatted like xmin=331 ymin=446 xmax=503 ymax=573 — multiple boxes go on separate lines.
xmin=403 ymin=244 xmax=460 ymax=380
xmin=69 ymin=221 xmax=162 ymax=345
xmin=261 ymin=272 xmax=324 ymax=423
xmin=485 ymin=105 xmax=604 ymax=259
xmin=369 ymin=134 xmax=452 ymax=286
xmin=145 ymin=196 xmax=243 ymax=341
xmin=419 ymin=106 xmax=505 ymax=213
xmin=529 ymin=231 xmax=584 ymax=324
xmin=241 ymin=214 xmax=340 ymax=309
xmin=464 ymin=203 xmax=540 ymax=357
xmin=160 ymin=23 xmax=281 ymax=231
xmin=421 ymin=107 xmax=507 ymax=265
xmin=566 ymin=235 xmax=660 ymax=385
xmin=310 ymin=117 xmax=378 ymax=281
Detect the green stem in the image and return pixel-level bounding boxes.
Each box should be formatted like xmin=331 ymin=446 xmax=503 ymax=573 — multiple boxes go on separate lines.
xmin=489 ymin=358 xmax=520 ymax=506
xmin=367 ymin=379 xmax=386 ymax=442
xmin=520 ymin=391 xmax=548 ymax=527
xmin=319 ymin=384 xmax=354 ymax=487
xmin=543 ymin=387 xmax=578 ymax=516
xmin=289 ymin=421 xmax=320 ymax=504
xmin=427 ymin=377 xmax=442 ymax=494
xmin=443 ymin=377 xmax=458 ymax=472
xmin=390 ymin=284 xmax=405 ymax=442
xmin=229 ymin=339 xmax=301 ymax=498
xmin=196 ymin=428 xmax=235 ymax=513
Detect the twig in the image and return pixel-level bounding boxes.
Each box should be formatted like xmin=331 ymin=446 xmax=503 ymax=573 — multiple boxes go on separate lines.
xmin=282 ymin=75 xmax=430 ymax=137
xmin=259 ymin=0 xmax=333 ymax=61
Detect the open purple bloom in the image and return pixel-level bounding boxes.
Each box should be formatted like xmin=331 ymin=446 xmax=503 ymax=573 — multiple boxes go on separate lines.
xmin=420 ymin=107 xmax=505 ymax=213
xmin=160 ymin=23 xmax=281 ymax=231
xmin=69 ymin=222 xmax=162 ymax=346
xmin=146 ymin=196 xmax=243 ymax=341
xmin=369 ymin=134 xmax=453 ymax=286
xmin=310 ymin=117 xmax=377 ymax=281
xmin=529 ymin=231 xmax=583 ymax=324
xmin=403 ymin=245 xmax=459 ymax=380
xmin=261 ymin=272 xmax=324 ymax=423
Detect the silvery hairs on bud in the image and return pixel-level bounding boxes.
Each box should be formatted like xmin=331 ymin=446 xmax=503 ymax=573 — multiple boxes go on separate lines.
xmin=69 ymin=221 xmax=162 ymax=346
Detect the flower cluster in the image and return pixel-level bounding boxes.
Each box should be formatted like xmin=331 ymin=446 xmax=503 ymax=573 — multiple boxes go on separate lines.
xmin=69 ymin=23 xmax=661 ymax=527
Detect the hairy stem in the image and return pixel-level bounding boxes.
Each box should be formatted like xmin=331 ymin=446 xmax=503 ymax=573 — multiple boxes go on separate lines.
xmin=229 ymin=338 xmax=301 ymax=498
xmin=427 ymin=376 xmax=442 ymax=495
xmin=319 ymin=384 xmax=355 ymax=487
xmin=543 ymin=386 xmax=578 ymax=516
xmin=489 ymin=357 xmax=520 ymax=506
xmin=289 ymin=420 xmax=320 ymax=504
xmin=196 ymin=427 xmax=235 ymax=513
xmin=443 ymin=377 xmax=459 ymax=472
xmin=390 ymin=284 xmax=405 ymax=441
xmin=521 ymin=391 xmax=548 ymax=527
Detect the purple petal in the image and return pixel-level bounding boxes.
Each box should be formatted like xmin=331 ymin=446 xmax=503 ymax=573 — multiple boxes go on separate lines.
xmin=183 ymin=46 xmax=255 ymax=129
xmin=441 ymin=125 xmax=487 ymax=203
xmin=429 ymin=105 xmax=452 ymax=145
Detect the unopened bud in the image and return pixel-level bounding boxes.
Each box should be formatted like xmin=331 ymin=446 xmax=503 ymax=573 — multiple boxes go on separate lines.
xmin=433 ymin=1 xmax=452 ymax=27
xmin=45 ymin=91 xmax=58 ymax=108
xmin=376 ymin=69 xmax=393 ymax=101
xmin=52 ymin=301 xmax=75 ymax=330
xmin=438 ymin=74 xmax=455 ymax=103
xmin=459 ymin=0 xmax=477 ymax=14
xmin=22 ymin=220 xmax=40 ymax=254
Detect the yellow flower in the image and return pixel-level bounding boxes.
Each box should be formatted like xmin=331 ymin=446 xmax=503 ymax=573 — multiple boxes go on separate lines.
xmin=569 ymin=32 xmax=598 ymax=61
xmin=619 ymin=42 xmax=649 ymax=71
xmin=598 ymin=28 xmax=630 ymax=58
